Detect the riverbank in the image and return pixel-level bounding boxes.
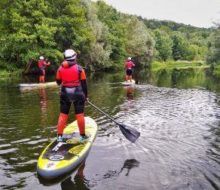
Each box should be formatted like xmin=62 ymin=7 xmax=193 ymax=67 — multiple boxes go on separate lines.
xmin=0 ymin=69 xmax=23 ymax=78
xmin=151 ymin=60 xmax=209 ymax=71
xmin=0 ymin=60 xmax=210 ymax=79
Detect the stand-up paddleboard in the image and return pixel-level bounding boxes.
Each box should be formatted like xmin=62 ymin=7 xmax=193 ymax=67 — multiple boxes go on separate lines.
xmin=37 ymin=117 xmax=98 ymax=179
xmin=121 ymin=79 xmax=135 ymax=86
xmin=19 ymin=81 xmax=57 ymax=91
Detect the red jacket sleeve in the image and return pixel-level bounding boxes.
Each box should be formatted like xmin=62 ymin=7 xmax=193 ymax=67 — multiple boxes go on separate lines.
xmin=56 ymin=67 xmax=62 ymax=85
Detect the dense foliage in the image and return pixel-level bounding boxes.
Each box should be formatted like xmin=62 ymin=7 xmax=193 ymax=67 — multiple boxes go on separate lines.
xmin=140 ymin=18 xmax=211 ymax=61
xmin=0 ymin=0 xmax=214 ymax=73
xmin=207 ymin=26 xmax=220 ymax=65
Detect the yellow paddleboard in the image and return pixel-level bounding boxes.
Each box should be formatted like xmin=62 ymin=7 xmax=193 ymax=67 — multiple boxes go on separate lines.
xmin=37 ymin=117 xmax=98 ymax=179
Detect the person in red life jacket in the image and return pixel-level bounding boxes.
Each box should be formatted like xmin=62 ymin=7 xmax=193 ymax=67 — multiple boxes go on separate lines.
xmin=56 ymin=49 xmax=88 ymax=142
xmin=38 ymin=56 xmax=50 ymax=83
xmin=124 ymin=57 xmax=135 ymax=82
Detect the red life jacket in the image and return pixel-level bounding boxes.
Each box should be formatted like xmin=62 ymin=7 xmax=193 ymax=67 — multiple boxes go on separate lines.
xmin=58 ymin=62 xmax=81 ymax=87
xmin=125 ymin=61 xmax=135 ymax=69
xmin=38 ymin=60 xmax=46 ymax=69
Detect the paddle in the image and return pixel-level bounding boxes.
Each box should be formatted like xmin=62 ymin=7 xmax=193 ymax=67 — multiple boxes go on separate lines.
xmin=87 ymin=100 xmax=140 ymax=143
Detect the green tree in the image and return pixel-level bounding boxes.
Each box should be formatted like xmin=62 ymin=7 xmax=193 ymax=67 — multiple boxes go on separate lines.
xmin=207 ymin=26 xmax=220 ymax=64
xmin=0 ymin=0 xmax=61 ymax=68
xmin=0 ymin=0 xmax=92 ymax=69
xmin=154 ymin=30 xmax=173 ymax=61
xmin=171 ymin=32 xmax=188 ymax=60
xmin=96 ymin=1 xmax=126 ymax=65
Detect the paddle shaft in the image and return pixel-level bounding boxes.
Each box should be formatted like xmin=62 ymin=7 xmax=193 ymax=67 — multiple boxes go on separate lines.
xmin=87 ymin=101 xmax=121 ymax=126
xmin=88 ymin=100 xmax=140 ymax=143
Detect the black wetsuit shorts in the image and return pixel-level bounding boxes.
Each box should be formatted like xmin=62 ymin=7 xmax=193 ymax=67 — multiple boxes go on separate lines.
xmin=60 ymin=86 xmax=85 ymax=114
xmin=126 ymin=69 xmax=133 ymax=76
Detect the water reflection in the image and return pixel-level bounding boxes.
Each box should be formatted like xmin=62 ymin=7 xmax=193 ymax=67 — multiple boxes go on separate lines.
xmin=125 ymin=86 xmax=134 ymax=100
xmin=152 ymin=67 xmax=213 ymax=89
xmin=118 ymin=159 xmax=140 ymax=176
xmin=39 ymin=88 xmax=47 ymax=114
xmin=38 ymin=161 xmax=89 ymax=189
xmin=61 ymin=162 xmax=89 ymax=190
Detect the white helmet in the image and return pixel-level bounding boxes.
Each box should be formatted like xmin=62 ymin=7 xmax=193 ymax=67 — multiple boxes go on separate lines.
xmin=39 ymin=56 xmax=44 ymax=60
xmin=128 ymin=57 xmax=132 ymax=60
xmin=64 ymin=49 xmax=77 ymax=61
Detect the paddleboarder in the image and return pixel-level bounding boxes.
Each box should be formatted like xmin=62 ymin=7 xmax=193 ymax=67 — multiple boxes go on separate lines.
xmin=124 ymin=57 xmax=135 ymax=82
xmin=38 ymin=56 xmax=50 ymax=83
xmin=56 ymin=49 xmax=88 ymax=142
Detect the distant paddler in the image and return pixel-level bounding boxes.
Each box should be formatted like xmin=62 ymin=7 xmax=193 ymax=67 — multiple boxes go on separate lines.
xmin=38 ymin=56 xmax=50 ymax=83
xmin=124 ymin=57 xmax=135 ymax=82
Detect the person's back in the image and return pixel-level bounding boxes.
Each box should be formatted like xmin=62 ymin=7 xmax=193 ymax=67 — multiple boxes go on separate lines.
xmin=57 ymin=61 xmax=81 ymax=87
xmin=38 ymin=59 xmax=46 ymax=69
xmin=56 ymin=49 xmax=88 ymax=142
xmin=38 ymin=56 xmax=50 ymax=83
xmin=124 ymin=57 xmax=135 ymax=81
xmin=125 ymin=60 xmax=135 ymax=69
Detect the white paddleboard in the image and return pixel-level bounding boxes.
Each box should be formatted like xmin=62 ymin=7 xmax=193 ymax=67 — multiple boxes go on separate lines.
xmin=121 ymin=80 xmax=135 ymax=86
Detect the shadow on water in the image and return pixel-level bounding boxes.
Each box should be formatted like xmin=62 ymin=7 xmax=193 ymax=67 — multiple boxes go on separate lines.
xmin=118 ymin=159 xmax=140 ymax=176
xmin=102 ymin=158 xmax=140 ymax=179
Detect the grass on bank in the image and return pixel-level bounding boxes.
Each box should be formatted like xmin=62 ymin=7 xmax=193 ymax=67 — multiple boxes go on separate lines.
xmin=151 ymin=60 xmax=209 ymax=71
xmin=0 ymin=69 xmax=23 ymax=78
xmin=212 ymin=65 xmax=220 ymax=78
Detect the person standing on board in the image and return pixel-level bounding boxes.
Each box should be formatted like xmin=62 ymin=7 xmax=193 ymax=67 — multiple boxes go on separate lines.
xmin=56 ymin=49 xmax=88 ymax=142
xmin=38 ymin=56 xmax=50 ymax=83
xmin=124 ymin=57 xmax=135 ymax=82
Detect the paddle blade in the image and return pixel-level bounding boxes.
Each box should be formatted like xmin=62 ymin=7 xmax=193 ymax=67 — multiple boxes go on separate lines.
xmin=118 ymin=124 xmax=140 ymax=143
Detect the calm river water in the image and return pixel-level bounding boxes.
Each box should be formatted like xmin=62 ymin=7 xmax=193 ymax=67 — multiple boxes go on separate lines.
xmin=1 ymin=68 xmax=220 ymax=190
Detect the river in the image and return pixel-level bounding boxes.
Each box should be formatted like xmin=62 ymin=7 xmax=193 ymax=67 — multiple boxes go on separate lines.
xmin=1 ymin=68 xmax=220 ymax=190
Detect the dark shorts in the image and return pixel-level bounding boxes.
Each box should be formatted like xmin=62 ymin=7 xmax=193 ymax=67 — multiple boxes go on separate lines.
xmin=60 ymin=86 xmax=85 ymax=115
xmin=39 ymin=68 xmax=45 ymax=76
xmin=126 ymin=69 xmax=133 ymax=76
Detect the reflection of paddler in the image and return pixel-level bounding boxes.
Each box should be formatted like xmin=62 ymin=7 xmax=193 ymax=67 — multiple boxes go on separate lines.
xmin=38 ymin=56 xmax=50 ymax=83
xmin=126 ymin=86 xmax=134 ymax=100
xmin=61 ymin=161 xmax=89 ymax=190
xmin=39 ymin=88 xmax=47 ymax=114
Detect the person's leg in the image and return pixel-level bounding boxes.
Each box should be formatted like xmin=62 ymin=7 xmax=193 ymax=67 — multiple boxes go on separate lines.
xmin=57 ymin=93 xmax=71 ymax=139
xmin=57 ymin=113 xmax=68 ymax=136
xmin=130 ymin=70 xmax=133 ymax=81
xmin=39 ymin=75 xmax=43 ymax=83
xmin=76 ymin=113 xmax=85 ymax=135
xmin=42 ymin=76 xmax=45 ymax=83
xmin=74 ymin=95 xmax=86 ymax=138
xmin=125 ymin=75 xmax=128 ymax=81
xmin=39 ymin=69 xmax=43 ymax=83
xmin=42 ymin=70 xmax=46 ymax=83
xmin=126 ymin=69 xmax=129 ymax=81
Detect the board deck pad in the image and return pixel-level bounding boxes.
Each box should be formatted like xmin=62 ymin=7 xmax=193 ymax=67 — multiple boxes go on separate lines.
xmin=43 ymin=133 xmax=90 ymax=161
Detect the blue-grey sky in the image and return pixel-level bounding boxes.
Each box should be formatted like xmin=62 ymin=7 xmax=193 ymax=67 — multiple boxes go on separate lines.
xmin=93 ymin=0 xmax=220 ymax=28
